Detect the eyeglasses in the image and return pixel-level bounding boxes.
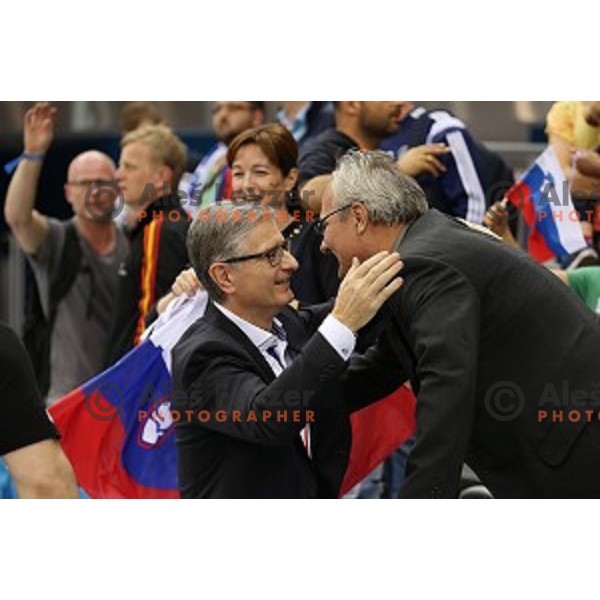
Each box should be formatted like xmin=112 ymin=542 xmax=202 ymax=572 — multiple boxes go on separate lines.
xmin=314 ymin=204 xmax=352 ymax=235
xmin=220 ymin=240 xmax=291 ymax=268
xmin=67 ymin=179 xmax=115 ymax=188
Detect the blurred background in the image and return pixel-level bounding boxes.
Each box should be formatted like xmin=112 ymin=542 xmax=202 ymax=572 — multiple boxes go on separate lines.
xmin=0 ymin=101 xmax=555 ymax=327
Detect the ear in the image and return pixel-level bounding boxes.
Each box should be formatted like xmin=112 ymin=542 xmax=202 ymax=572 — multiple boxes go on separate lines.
xmin=346 ymin=101 xmax=361 ymax=116
xmin=351 ymin=201 xmax=369 ymax=235
xmin=155 ymin=164 xmax=173 ymax=189
xmin=64 ymin=184 xmax=74 ymax=205
xmin=208 ymin=263 xmax=236 ymax=297
xmin=283 ymin=167 xmax=299 ymax=193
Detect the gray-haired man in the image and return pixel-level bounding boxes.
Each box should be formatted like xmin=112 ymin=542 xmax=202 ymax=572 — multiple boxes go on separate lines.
xmin=320 ymin=149 xmax=600 ymax=499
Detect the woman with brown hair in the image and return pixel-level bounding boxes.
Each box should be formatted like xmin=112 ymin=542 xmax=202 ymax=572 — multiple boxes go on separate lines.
xmin=156 ymin=124 xmax=340 ymax=315
xmin=226 ymin=123 xmax=340 ymax=305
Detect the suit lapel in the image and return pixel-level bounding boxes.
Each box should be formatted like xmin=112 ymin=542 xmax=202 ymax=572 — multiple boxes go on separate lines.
xmin=204 ymin=302 xmax=276 ymax=383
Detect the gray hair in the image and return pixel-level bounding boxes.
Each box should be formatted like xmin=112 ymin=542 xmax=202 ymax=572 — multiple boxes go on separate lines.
xmin=187 ymin=203 xmax=276 ymax=302
xmin=331 ymin=150 xmax=428 ymax=225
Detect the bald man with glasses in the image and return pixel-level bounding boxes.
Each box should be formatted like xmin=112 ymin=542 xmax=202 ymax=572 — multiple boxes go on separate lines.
xmin=4 ymin=102 xmax=128 ymax=404
xmin=171 ymin=203 xmax=403 ymax=499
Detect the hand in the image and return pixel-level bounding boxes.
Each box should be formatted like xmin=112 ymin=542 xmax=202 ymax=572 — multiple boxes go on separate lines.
xmin=332 ymin=251 xmax=403 ymax=333
xmin=171 ymin=267 xmax=202 ymax=297
xmin=484 ymin=199 xmax=519 ymax=247
xmin=573 ymin=149 xmax=600 ymax=179
xmin=483 ymin=199 xmax=510 ymax=237
xmin=397 ymin=144 xmax=449 ymax=178
xmin=24 ymin=102 xmax=57 ymax=155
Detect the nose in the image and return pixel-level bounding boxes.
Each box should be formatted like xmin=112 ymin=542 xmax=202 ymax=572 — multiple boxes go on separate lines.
xmin=320 ymin=238 xmax=329 ymax=255
xmin=241 ymin=172 xmax=258 ymax=196
xmin=281 ymin=249 xmax=299 ymax=272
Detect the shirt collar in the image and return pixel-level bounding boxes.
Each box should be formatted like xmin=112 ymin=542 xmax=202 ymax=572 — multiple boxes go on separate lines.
xmin=214 ymin=303 xmax=286 ymax=350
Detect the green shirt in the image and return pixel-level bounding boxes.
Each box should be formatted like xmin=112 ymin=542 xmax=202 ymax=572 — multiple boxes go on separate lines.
xmin=567 ymin=267 xmax=600 ymax=314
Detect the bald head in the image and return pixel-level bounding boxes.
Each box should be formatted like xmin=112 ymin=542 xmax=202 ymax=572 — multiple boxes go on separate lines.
xmin=67 ymin=150 xmax=116 ymax=182
xmin=65 ymin=151 xmax=117 ymax=222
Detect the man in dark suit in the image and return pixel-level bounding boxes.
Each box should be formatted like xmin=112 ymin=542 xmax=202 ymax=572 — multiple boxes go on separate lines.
xmin=171 ymin=203 xmax=402 ymax=499
xmin=320 ymin=149 xmax=600 ymax=499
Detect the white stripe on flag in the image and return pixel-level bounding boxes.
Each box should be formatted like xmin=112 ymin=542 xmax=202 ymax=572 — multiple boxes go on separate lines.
xmin=537 ymin=147 xmax=587 ymax=256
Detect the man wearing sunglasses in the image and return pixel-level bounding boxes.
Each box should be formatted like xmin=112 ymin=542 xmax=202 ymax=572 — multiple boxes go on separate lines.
xmin=4 ymin=102 xmax=129 ymax=404
xmin=171 ymin=203 xmax=403 ymax=498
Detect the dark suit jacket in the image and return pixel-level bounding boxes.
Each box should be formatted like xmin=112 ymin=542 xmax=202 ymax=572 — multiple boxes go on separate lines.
xmin=171 ymin=302 xmax=351 ymax=499
xmin=349 ymin=209 xmax=600 ymax=498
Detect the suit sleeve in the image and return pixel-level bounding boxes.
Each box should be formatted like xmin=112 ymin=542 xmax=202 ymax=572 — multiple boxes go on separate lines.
xmin=179 ymin=332 xmax=346 ymax=445
xmin=341 ymin=333 xmax=412 ymax=413
xmin=397 ymin=258 xmax=480 ymax=498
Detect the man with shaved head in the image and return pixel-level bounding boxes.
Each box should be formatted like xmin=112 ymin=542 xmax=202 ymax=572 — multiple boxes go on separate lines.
xmin=4 ymin=102 xmax=128 ymax=403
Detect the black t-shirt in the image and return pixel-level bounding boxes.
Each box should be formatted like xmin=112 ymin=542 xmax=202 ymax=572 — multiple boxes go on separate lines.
xmin=298 ymin=129 xmax=358 ymax=187
xmin=0 ymin=322 xmax=59 ymax=456
xmin=105 ymin=195 xmax=190 ymax=366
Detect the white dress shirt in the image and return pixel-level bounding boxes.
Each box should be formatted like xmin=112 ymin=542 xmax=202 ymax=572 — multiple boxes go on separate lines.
xmin=214 ymin=304 xmax=356 ymax=457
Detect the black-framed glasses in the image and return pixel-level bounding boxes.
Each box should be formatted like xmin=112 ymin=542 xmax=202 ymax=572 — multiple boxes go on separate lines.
xmin=67 ymin=179 xmax=115 ymax=188
xmin=315 ymin=204 xmax=352 ymax=235
xmin=220 ymin=240 xmax=291 ymax=268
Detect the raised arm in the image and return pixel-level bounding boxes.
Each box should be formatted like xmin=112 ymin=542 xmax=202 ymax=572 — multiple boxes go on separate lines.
xmin=4 ymin=102 xmax=57 ymax=255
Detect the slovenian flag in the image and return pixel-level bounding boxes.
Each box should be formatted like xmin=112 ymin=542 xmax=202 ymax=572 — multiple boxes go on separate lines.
xmin=505 ymin=146 xmax=587 ymax=262
xmin=49 ymin=292 xmax=415 ymax=498
xmin=48 ymin=293 xmax=208 ymax=499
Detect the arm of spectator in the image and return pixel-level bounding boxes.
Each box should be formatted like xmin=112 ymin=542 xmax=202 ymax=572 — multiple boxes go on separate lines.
xmin=397 ymin=144 xmax=449 ymax=178
xmin=157 ymin=267 xmax=202 ymax=315
xmin=3 ymin=102 xmax=56 ymax=255
xmin=574 ymin=150 xmax=600 ymax=179
xmin=298 ymin=174 xmax=331 ymax=214
xmin=547 ymin=133 xmax=598 ymax=190
xmin=3 ymin=439 xmax=78 ymax=499
xmin=483 ymin=200 xmax=520 ymax=248
xmin=433 ymin=128 xmax=487 ymax=223
xmin=548 ymin=134 xmax=598 ymax=238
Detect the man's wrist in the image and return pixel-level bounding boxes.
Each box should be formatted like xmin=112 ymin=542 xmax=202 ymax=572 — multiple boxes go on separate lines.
xmin=22 ymin=151 xmax=46 ymax=161
xmin=319 ymin=315 xmax=356 ymax=361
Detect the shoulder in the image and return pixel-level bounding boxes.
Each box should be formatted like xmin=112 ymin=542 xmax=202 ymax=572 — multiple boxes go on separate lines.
xmin=172 ymin=314 xmax=252 ymax=387
xmin=27 ymin=217 xmax=71 ymax=266
xmin=161 ymin=210 xmax=190 ymax=238
xmin=174 ymin=306 xmax=248 ymax=362
xmin=302 ymin=129 xmax=356 ymax=157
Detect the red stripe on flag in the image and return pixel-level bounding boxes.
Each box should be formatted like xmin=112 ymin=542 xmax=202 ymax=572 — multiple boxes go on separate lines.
xmin=339 ymin=384 xmax=416 ymax=497
xmin=49 ymin=388 xmax=179 ymax=499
